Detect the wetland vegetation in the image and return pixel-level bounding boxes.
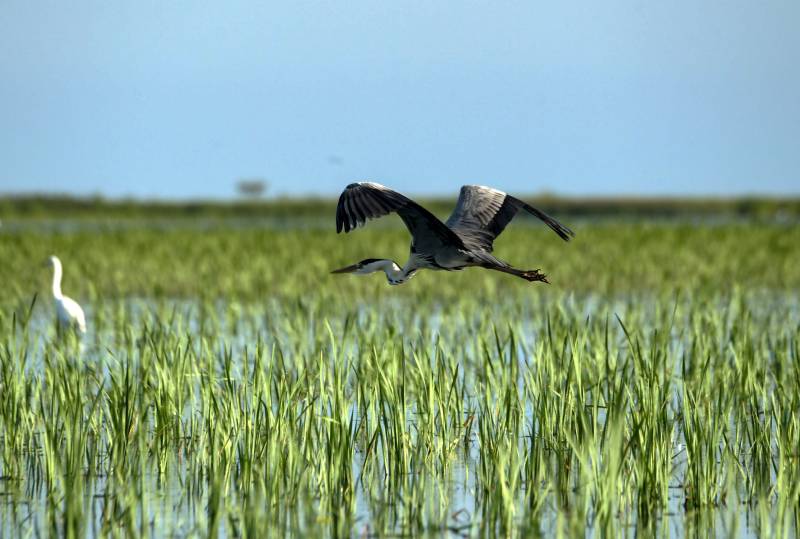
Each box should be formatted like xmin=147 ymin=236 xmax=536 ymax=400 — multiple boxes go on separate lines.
xmin=0 ymin=204 xmax=798 ymax=537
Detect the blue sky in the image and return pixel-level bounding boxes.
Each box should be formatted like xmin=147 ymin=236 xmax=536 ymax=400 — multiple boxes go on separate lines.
xmin=1 ymin=1 xmax=798 ymax=199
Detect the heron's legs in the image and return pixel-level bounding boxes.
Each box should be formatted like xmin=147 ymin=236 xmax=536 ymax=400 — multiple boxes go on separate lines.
xmin=485 ymin=265 xmax=549 ymax=284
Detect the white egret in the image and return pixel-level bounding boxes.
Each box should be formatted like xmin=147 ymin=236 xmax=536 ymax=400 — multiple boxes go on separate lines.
xmin=46 ymin=255 xmax=87 ymax=334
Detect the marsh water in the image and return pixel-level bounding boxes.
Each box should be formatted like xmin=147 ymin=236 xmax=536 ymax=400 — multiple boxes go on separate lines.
xmin=1 ymin=217 xmax=799 ymax=537
xmin=2 ymin=292 xmax=798 ymax=538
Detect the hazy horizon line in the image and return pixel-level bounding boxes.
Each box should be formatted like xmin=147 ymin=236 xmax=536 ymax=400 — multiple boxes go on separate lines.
xmin=2 ymin=190 xmax=799 ymax=203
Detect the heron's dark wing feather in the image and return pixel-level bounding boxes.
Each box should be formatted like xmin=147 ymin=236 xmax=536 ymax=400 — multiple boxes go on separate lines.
xmin=336 ymin=182 xmax=465 ymax=253
xmin=445 ymin=185 xmax=574 ymax=251
xmin=513 ymin=197 xmax=575 ymax=242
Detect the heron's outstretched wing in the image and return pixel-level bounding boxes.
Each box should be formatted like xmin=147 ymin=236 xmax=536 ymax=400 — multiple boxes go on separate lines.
xmin=445 ymin=185 xmax=574 ymax=251
xmin=336 ymin=182 xmax=465 ymax=253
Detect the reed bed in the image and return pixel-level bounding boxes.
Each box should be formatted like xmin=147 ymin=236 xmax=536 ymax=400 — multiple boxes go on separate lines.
xmin=0 ymin=220 xmax=798 ymax=537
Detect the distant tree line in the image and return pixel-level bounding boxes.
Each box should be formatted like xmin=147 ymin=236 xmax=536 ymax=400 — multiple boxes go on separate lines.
xmin=1 ymin=194 xmax=798 ymax=220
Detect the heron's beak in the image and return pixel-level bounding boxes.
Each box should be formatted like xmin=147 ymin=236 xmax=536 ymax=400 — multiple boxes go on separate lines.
xmin=331 ymin=263 xmax=360 ymax=274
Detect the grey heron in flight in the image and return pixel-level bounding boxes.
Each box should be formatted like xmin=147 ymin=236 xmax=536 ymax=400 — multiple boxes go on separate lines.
xmin=332 ymin=182 xmax=574 ymax=285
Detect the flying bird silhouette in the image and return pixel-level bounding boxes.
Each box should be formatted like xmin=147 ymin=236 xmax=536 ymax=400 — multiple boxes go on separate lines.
xmin=332 ymin=182 xmax=574 ymax=284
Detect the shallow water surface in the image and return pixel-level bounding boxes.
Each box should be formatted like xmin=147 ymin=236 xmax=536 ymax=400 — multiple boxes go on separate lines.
xmin=1 ymin=291 xmax=798 ymax=537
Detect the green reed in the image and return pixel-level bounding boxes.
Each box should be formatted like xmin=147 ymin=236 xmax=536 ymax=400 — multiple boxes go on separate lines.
xmin=0 ymin=218 xmax=798 ymax=537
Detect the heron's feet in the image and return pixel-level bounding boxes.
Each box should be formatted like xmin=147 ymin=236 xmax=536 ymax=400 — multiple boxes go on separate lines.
xmin=521 ymin=269 xmax=549 ymax=284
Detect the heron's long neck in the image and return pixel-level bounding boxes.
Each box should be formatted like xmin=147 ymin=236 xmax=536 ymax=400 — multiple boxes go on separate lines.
xmin=358 ymin=259 xmax=406 ymax=283
xmin=52 ymin=261 xmax=63 ymax=299
xmin=359 ymin=259 xmax=416 ymax=284
xmin=385 ymin=259 xmax=419 ymax=284
xmin=376 ymin=260 xmax=405 ymax=280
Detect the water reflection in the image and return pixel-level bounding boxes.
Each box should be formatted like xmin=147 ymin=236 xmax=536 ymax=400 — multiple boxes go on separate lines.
xmin=2 ymin=291 xmax=798 ymax=537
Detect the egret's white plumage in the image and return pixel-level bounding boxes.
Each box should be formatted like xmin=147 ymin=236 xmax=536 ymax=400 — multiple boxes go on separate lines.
xmin=47 ymin=255 xmax=86 ymax=334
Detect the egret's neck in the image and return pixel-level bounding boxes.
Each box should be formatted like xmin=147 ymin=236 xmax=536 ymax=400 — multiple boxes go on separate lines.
xmin=51 ymin=260 xmax=63 ymax=299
